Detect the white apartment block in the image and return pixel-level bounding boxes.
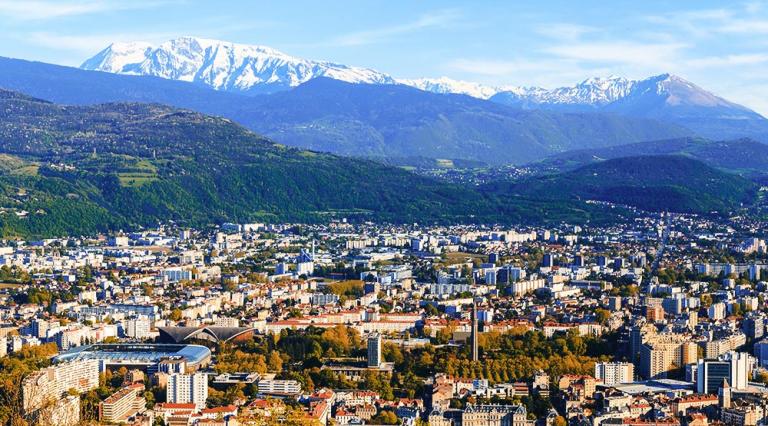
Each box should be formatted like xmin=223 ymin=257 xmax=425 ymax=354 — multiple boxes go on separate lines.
xmin=595 ymin=362 xmax=635 ymax=386
xmin=257 ymin=379 xmax=302 ymax=395
xmin=167 ymin=373 xmax=208 ymax=410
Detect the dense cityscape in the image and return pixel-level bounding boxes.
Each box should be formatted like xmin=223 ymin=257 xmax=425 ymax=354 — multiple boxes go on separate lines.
xmin=0 ymin=213 xmax=767 ymax=425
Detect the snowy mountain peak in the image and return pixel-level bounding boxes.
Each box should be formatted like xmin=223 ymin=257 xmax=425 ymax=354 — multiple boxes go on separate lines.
xmin=488 ymin=73 xmax=736 ymax=109
xmin=80 ymin=38 xmax=757 ymax=119
xmin=81 ymin=36 xmax=395 ymax=94
xmin=395 ymin=77 xmax=507 ymax=100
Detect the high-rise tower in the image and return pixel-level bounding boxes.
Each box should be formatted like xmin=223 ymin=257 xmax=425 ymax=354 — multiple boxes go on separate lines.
xmin=471 ymin=301 xmax=479 ymax=362
xmin=367 ymin=333 xmax=382 ymax=368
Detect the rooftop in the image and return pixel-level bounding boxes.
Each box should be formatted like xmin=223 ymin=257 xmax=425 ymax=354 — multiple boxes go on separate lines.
xmin=54 ymin=343 xmax=211 ymax=366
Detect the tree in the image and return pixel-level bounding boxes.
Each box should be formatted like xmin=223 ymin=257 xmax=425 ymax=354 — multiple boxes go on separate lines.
xmin=169 ymin=308 xmax=182 ymax=321
xmin=372 ymin=410 xmax=399 ymax=425
xmin=595 ymin=308 xmax=611 ymax=325
xmin=268 ymin=352 xmax=284 ymax=372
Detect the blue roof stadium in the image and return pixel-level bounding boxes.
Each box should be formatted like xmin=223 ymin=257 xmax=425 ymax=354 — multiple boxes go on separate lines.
xmin=54 ymin=343 xmax=211 ymax=368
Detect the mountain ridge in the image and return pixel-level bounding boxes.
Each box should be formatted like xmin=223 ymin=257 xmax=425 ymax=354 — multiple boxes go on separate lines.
xmin=0 ymin=57 xmax=693 ymax=165
xmin=484 ymin=155 xmax=757 ymax=214
xmin=80 ymin=37 xmax=763 ymax=120
xmin=534 ymin=137 xmax=768 ymax=175
xmin=79 ymin=37 xmax=768 ymax=142
xmin=82 ymin=36 xmax=396 ymax=94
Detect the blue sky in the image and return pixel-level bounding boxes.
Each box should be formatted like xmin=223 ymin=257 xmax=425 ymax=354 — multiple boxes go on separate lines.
xmin=1 ymin=0 xmax=768 ymax=113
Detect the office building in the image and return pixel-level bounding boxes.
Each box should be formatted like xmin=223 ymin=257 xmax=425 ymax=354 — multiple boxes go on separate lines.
xmin=696 ymin=352 xmax=751 ymax=394
xmin=696 ymin=359 xmax=730 ymax=394
xmin=754 ymin=338 xmax=768 ymax=368
xmin=367 ymin=333 xmax=382 ymax=368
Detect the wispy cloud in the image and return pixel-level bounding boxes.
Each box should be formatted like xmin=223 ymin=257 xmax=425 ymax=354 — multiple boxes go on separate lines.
xmin=545 ymin=41 xmax=687 ymax=68
xmin=330 ymin=9 xmax=460 ymax=47
xmin=0 ymin=0 xmax=176 ymax=21
xmin=687 ymin=53 xmax=768 ymax=68
xmin=535 ymin=23 xmax=596 ymax=41
xmin=448 ymin=58 xmax=558 ymax=77
xmin=646 ymin=3 xmax=768 ymax=36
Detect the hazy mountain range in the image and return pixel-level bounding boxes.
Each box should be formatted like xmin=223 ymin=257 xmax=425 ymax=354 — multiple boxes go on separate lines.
xmin=0 ymin=56 xmax=691 ymax=165
xmin=80 ymin=37 xmax=768 ymax=144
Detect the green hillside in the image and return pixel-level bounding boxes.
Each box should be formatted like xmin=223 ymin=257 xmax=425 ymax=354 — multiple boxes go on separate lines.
xmin=535 ymin=137 xmax=768 ymax=175
xmin=0 ymin=89 xmax=623 ymax=238
xmin=485 ymin=155 xmax=757 ymax=214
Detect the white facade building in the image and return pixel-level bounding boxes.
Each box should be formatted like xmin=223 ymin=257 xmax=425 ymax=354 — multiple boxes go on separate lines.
xmin=594 ymin=362 xmax=634 ymax=386
xmin=167 ymin=373 xmax=208 ymax=410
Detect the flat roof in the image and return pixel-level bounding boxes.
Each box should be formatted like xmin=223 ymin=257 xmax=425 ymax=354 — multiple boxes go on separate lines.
xmin=54 ymin=343 xmax=211 ymax=366
xmin=608 ymin=380 xmax=694 ymax=396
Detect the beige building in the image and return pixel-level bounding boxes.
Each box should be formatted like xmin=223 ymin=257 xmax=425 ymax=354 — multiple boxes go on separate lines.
xmin=721 ymin=405 xmax=761 ymax=426
xmin=99 ymin=383 xmax=146 ymax=423
xmin=639 ymin=334 xmax=698 ymax=379
xmin=461 ymin=404 xmax=533 ymax=426
xmin=704 ymin=334 xmax=747 ymax=359
xmin=22 ymin=359 xmax=100 ymax=414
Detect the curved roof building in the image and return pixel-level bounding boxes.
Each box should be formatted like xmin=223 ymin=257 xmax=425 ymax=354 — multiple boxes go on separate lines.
xmin=157 ymin=326 xmax=254 ymax=344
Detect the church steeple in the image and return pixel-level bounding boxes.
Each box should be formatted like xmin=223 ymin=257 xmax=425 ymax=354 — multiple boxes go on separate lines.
xmin=719 ymin=378 xmax=731 ymax=409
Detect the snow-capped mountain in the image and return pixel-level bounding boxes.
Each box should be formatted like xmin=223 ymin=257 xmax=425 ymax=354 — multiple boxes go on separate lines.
xmin=395 ymin=77 xmax=506 ymax=100
xmin=80 ymin=37 xmax=766 ymax=139
xmin=491 ymin=75 xmax=641 ymax=109
xmin=81 ymin=36 xmax=396 ymax=94
xmin=489 ymin=73 xmax=760 ymax=117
